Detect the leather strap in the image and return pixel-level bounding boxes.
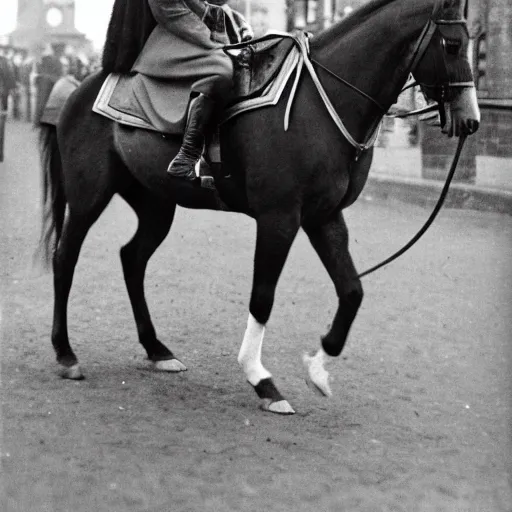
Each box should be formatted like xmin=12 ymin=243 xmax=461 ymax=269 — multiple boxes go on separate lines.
xmin=358 ymin=134 xmax=467 ymax=278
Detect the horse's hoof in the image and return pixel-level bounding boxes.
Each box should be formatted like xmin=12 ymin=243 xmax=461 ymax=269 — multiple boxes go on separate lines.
xmin=252 ymin=378 xmax=294 ymax=414
xmin=303 ymin=352 xmax=332 ymax=397
xmin=261 ymin=399 xmax=295 ymax=415
xmin=59 ymin=364 xmax=84 ymax=380
xmin=153 ymin=359 xmax=187 ymax=372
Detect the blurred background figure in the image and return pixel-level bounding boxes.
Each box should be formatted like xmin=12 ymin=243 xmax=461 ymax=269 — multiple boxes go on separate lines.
xmin=33 ymin=42 xmax=64 ymax=125
xmin=0 ymin=46 xmax=17 ymax=112
xmin=0 ymin=45 xmax=17 ymax=160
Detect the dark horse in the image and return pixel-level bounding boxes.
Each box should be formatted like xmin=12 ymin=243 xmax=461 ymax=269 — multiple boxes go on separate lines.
xmin=39 ymin=0 xmax=479 ymax=414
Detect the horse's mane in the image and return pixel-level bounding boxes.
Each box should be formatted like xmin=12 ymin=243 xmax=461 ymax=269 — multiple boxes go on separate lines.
xmin=102 ymin=0 xmax=157 ymax=74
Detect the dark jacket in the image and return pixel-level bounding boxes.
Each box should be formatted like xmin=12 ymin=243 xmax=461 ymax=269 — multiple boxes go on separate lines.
xmin=132 ymin=0 xmax=252 ymax=96
xmin=103 ymin=1 xmax=253 ymax=133
xmin=0 ymin=56 xmax=18 ymax=92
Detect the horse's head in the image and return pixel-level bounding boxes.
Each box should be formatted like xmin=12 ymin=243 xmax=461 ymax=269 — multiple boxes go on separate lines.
xmin=412 ymin=0 xmax=480 ymax=137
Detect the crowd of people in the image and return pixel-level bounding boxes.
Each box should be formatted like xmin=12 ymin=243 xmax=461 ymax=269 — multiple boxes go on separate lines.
xmin=0 ymin=43 xmax=101 ymax=122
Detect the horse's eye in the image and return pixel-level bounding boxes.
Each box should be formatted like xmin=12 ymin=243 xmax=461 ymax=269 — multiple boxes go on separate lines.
xmin=443 ymin=38 xmax=461 ymax=55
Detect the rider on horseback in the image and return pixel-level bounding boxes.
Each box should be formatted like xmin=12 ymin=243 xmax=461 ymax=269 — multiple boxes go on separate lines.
xmin=103 ymin=0 xmax=253 ymax=182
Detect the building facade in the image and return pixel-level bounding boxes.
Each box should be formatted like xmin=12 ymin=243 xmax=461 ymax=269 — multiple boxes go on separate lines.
xmin=9 ymin=0 xmax=88 ymax=54
xmin=470 ymin=0 xmax=512 ymax=101
xmin=228 ymin=0 xmax=364 ymax=35
xmin=229 ymin=0 xmax=288 ymax=35
xmin=422 ymin=0 xmax=512 ymax=183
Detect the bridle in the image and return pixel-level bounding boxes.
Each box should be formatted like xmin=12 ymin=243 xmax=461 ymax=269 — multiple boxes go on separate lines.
xmin=311 ymin=8 xmax=473 ymax=147
xmin=308 ymin=3 xmax=475 ymax=278
xmin=409 ymin=16 xmax=473 ymax=126
xmin=227 ymin=4 xmax=472 ymax=154
xmin=356 ymin=9 xmax=475 ymax=278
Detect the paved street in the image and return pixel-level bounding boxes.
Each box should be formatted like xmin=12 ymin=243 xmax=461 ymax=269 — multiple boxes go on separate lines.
xmin=1 ymin=120 xmax=511 ymax=511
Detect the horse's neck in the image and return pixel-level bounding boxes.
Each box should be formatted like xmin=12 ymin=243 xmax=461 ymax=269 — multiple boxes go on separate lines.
xmin=310 ymin=1 xmax=434 ymax=126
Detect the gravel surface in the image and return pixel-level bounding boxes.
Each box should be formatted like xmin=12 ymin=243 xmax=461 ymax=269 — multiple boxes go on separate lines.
xmin=1 ymin=121 xmax=511 ymax=512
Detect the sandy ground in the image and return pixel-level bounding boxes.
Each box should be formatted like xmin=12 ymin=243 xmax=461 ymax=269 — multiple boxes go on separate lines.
xmin=1 ymin=121 xmax=511 ymax=511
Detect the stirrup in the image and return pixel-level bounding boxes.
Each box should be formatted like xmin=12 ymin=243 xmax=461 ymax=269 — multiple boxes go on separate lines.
xmin=199 ymin=176 xmax=215 ymax=190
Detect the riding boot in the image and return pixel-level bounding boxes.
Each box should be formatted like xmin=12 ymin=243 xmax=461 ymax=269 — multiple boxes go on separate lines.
xmin=167 ymin=93 xmax=216 ymax=181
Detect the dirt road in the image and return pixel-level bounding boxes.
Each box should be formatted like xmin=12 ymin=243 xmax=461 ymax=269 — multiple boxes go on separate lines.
xmin=1 ymin=121 xmax=511 ymax=511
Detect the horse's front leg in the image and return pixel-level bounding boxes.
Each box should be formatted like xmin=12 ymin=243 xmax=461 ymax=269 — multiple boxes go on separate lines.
xmin=303 ymin=212 xmax=363 ymax=396
xmin=239 ymin=212 xmax=300 ymax=414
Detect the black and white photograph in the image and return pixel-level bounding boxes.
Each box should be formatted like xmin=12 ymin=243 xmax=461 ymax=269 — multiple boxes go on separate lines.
xmin=1 ymin=1 xmax=511 ymax=510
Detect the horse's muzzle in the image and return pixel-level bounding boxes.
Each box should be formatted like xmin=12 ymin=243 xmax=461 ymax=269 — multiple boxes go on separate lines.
xmin=442 ymin=86 xmax=481 ymax=138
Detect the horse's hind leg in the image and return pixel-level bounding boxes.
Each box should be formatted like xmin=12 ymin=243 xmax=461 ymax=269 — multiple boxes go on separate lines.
xmin=239 ymin=212 xmax=300 ymax=414
xmin=119 ymin=186 xmax=186 ymax=372
xmin=302 ymin=212 xmax=363 ymax=396
xmin=52 ymin=212 xmax=101 ymax=379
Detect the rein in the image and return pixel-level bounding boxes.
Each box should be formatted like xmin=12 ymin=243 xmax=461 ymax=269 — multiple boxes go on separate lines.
xmin=310 ymin=58 xmax=387 ymax=113
xmin=355 ymin=11 xmax=474 ymax=278
xmin=304 ymin=9 xmax=472 ymax=279
xmin=286 ymin=32 xmax=382 ymax=156
xmin=357 ymin=133 xmax=467 ymax=278
xmin=227 ymin=4 xmax=472 ymax=280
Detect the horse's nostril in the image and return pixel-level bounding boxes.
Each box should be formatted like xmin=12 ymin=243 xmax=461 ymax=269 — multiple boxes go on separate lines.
xmin=466 ymin=119 xmax=479 ymax=134
xmin=468 ymin=119 xmax=480 ymax=134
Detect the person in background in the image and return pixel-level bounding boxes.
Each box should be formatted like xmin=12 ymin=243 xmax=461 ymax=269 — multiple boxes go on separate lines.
xmin=0 ymin=47 xmax=17 ymax=113
xmin=33 ymin=43 xmax=64 ymax=125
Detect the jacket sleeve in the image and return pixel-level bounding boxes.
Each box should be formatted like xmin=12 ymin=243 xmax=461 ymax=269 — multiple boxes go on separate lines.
xmin=147 ymin=0 xmax=234 ymax=46
xmin=224 ymin=6 xmax=254 ymax=41
xmin=183 ymin=0 xmax=208 ymax=19
xmin=147 ymin=0 xmax=207 ymax=31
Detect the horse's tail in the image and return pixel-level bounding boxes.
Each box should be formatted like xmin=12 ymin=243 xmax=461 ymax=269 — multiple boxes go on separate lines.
xmin=38 ymin=123 xmax=66 ymax=267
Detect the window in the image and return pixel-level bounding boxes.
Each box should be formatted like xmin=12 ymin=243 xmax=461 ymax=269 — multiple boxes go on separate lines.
xmin=475 ymin=34 xmax=487 ymax=95
xmin=294 ymin=0 xmax=319 ymax=29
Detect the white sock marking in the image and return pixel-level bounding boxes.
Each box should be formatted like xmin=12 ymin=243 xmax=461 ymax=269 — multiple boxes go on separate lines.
xmin=238 ymin=314 xmax=272 ymax=386
xmin=303 ymin=347 xmax=332 ymax=397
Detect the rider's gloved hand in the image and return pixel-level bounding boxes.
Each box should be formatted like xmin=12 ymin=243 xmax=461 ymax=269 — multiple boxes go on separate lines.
xmin=221 ymin=4 xmax=254 ymax=43
xmin=240 ymin=27 xmax=254 ymax=42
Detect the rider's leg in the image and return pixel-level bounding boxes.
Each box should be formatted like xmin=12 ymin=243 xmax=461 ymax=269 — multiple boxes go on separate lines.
xmin=167 ymin=58 xmax=233 ymax=182
xmin=166 ymin=93 xmax=216 ymax=181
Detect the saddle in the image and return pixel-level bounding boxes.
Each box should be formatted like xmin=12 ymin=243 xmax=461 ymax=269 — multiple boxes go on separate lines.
xmin=41 ymin=33 xmax=308 ymax=169
xmin=227 ymin=36 xmax=295 ymax=99
xmin=91 ymin=33 xmax=299 ymax=140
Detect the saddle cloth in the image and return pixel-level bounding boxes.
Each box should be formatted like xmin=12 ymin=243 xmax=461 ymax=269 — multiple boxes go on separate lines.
xmin=92 ymin=35 xmax=300 ymax=135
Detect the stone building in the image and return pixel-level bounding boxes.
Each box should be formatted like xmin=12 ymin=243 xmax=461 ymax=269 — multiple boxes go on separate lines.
xmin=9 ymin=0 xmax=88 ymax=55
xmin=472 ymin=0 xmax=512 ymax=164
xmin=423 ymin=0 xmax=512 ymax=183
xmin=228 ymin=0 xmax=365 ymax=34
xmin=229 ymin=1 xmax=288 ymax=35
xmin=472 ymin=0 xmax=512 ymax=102
xmin=272 ymin=0 xmax=512 ymax=185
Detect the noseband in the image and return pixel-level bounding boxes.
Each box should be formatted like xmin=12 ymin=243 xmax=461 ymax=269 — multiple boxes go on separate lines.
xmin=411 ymin=17 xmax=473 ymax=107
